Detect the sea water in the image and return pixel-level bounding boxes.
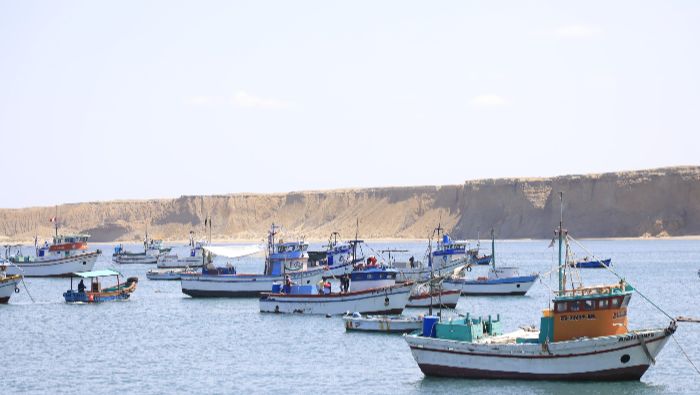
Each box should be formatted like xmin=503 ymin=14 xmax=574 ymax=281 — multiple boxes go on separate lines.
xmin=2 ymin=239 xmax=699 ymax=394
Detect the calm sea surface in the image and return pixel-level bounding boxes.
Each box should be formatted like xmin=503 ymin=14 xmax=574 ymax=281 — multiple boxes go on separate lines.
xmin=3 ymin=239 xmax=700 ymax=394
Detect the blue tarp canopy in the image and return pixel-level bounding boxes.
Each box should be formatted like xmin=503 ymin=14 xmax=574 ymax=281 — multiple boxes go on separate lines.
xmin=74 ymin=269 xmax=121 ymax=278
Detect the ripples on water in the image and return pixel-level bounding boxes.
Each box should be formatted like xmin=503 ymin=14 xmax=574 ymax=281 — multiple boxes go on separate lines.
xmin=3 ymin=239 xmax=699 ymax=394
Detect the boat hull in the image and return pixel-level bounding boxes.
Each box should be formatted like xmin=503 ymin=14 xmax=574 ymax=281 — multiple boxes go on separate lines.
xmin=259 ymin=283 xmax=412 ymax=315
xmin=405 ymin=326 xmax=674 ymax=381
xmin=147 ymin=269 xmax=189 ymax=281
xmin=395 ymin=259 xmax=466 ymax=283
xmin=573 ymin=258 xmax=612 ymax=269
xmin=181 ymin=269 xmax=324 ymax=298
xmin=6 ymin=252 xmax=99 ymax=277
xmin=113 ymin=254 xmax=158 ymax=264
xmin=63 ymin=277 xmax=138 ymax=303
xmin=445 ymin=275 xmax=537 ymax=296
xmin=157 ymin=256 xmax=203 ymax=268
xmin=407 ymin=289 xmax=461 ymax=308
xmin=0 ymin=276 xmax=21 ymax=303
xmin=344 ymin=316 xmax=422 ymax=333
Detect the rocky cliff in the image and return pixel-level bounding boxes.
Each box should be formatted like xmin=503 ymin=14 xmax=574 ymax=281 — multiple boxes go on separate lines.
xmin=1 ymin=167 xmax=699 ymax=242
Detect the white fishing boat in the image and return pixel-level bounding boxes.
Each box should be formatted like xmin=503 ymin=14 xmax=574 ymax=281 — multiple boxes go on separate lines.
xmin=343 ymin=312 xmax=423 ymax=333
xmin=444 ymin=230 xmax=538 ymax=296
xmin=112 ymin=247 xmax=158 ymax=264
xmin=407 ymin=282 xmax=461 ymax=308
xmin=347 ymin=262 xmax=398 ymax=292
xmin=181 ymin=223 xmax=321 ymax=297
xmin=308 ymin=232 xmax=365 ymax=278
xmin=113 ymin=231 xmax=168 ymax=264
xmin=391 ymin=227 xmax=470 ymax=283
xmin=404 ymin=193 xmax=677 ymax=381
xmin=259 ymin=282 xmax=413 ymax=315
xmin=146 ymin=268 xmax=196 ymax=281
xmin=0 ymin=262 xmax=21 ymax=304
xmin=157 ymin=236 xmax=206 ymax=268
xmin=5 ymin=234 xmax=99 ymax=277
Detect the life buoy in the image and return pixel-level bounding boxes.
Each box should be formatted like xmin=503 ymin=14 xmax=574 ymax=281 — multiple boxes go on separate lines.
xmin=88 ymin=294 xmax=94 ymax=302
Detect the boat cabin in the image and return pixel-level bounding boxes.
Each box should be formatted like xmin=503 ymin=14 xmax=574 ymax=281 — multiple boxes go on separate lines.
xmin=48 ymin=234 xmax=90 ymax=254
xmin=539 ymin=281 xmax=633 ymax=342
xmin=432 ymin=234 xmax=468 ymax=257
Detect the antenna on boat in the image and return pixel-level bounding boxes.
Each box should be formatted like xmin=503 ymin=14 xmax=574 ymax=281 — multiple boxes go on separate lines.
xmin=491 ymin=228 xmax=496 ymax=270
xmin=558 ymin=191 xmax=565 ymax=294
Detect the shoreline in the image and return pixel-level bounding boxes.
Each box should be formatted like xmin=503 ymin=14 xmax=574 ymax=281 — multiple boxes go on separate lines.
xmin=3 ymin=235 xmax=700 ymax=245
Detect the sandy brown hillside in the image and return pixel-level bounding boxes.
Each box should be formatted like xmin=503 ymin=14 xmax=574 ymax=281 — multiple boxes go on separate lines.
xmin=1 ymin=166 xmax=699 ymax=242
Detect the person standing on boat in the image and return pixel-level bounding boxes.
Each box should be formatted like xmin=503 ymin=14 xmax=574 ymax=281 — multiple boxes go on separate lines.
xmin=0 ymin=264 xmax=6 ymax=279
xmin=78 ymin=279 xmax=86 ymax=293
xmin=284 ymin=275 xmax=292 ymax=293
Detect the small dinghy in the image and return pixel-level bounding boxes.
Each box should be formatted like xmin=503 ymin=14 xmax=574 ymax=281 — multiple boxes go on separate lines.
xmin=571 ymin=257 xmax=611 ymax=269
xmin=147 ymin=268 xmax=194 ymax=281
xmin=63 ymin=270 xmax=138 ymax=303
xmin=343 ymin=312 xmax=423 ymax=333
xmin=407 ymin=281 xmax=461 ymax=308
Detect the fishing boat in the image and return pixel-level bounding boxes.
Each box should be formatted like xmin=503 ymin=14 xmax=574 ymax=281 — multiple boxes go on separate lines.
xmin=444 ymin=230 xmax=538 ymax=296
xmin=405 ymin=193 xmax=677 ymax=381
xmin=259 ymin=281 xmax=413 ymax=315
xmin=113 ymin=231 xmax=169 ymax=264
xmin=146 ymin=268 xmax=196 ymax=281
xmin=347 ymin=260 xmax=399 ymax=292
xmin=157 ymin=234 xmax=207 ymax=268
xmin=407 ymin=281 xmax=461 ymax=309
xmin=181 ymin=223 xmax=321 ymax=297
xmin=392 ymin=226 xmax=470 ymax=283
xmin=572 ymin=257 xmax=612 ymax=269
xmin=469 ymin=231 xmax=493 ymax=265
xmin=0 ymin=262 xmax=21 ymax=304
xmin=63 ymin=270 xmax=138 ymax=303
xmin=343 ymin=312 xmax=423 ymax=333
xmin=5 ymin=234 xmax=100 ymax=277
xmin=308 ymin=232 xmax=365 ymax=278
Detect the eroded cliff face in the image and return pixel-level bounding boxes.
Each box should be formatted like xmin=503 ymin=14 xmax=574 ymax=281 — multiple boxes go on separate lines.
xmin=1 ymin=167 xmax=698 ymax=242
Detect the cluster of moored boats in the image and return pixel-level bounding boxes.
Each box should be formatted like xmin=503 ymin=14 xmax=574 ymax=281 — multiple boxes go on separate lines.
xmin=0 ymin=195 xmax=683 ymax=382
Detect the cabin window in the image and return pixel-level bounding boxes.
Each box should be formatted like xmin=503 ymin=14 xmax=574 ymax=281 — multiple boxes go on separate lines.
xmin=611 ymin=298 xmax=621 ymax=308
xmin=555 ymin=302 xmax=567 ymax=312
xmin=598 ymin=299 xmax=609 ymax=309
xmin=583 ymin=300 xmax=594 ymax=310
xmin=569 ymin=301 xmax=580 ymax=312
xmin=621 ymin=295 xmax=631 ymax=307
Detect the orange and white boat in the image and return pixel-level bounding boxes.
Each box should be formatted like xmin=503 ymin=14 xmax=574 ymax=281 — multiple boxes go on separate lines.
xmin=5 ymin=234 xmax=100 ymax=277
xmin=405 ymin=194 xmax=676 ymax=381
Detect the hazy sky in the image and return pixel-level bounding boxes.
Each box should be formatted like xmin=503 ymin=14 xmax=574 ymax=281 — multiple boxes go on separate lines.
xmin=1 ymin=1 xmax=698 ymax=208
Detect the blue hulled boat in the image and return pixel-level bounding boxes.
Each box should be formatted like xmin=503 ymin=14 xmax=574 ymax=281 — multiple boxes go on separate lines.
xmin=572 ymin=257 xmax=612 ymax=269
xmin=63 ymin=269 xmax=138 ymax=303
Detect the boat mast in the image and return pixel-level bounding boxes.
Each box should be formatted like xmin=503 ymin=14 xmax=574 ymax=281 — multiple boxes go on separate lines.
xmin=54 ymin=205 xmax=59 ymax=238
xmin=558 ymin=191 xmax=564 ymax=294
xmin=490 ymin=228 xmax=496 ymax=270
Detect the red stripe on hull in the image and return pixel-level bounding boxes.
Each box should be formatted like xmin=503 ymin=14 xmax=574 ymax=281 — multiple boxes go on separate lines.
xmin=418 ymin=363 xmax=649 ymax=381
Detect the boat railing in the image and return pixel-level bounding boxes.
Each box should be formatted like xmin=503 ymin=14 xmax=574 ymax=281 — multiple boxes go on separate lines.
xmin=556 ymin=282 xmax=629 ymax=298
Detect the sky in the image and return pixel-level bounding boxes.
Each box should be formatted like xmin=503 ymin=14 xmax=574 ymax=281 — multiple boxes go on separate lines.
xmin=1 ymin=1 xmax=698 ymax=208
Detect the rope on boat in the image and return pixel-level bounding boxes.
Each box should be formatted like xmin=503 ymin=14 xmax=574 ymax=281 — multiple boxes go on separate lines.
xmin=567 ymin=235 xmax=700 ymax=376
xmin=567 ymin=235 xmax=675 ymax=321
xmin=6 ymin=262 xmax=35 ymax=303
xmin=671 ymin=333 xmax=700 ymax=375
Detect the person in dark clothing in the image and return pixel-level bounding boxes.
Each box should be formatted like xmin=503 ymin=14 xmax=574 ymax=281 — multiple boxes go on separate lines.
xmin=78 ymin=279 xmax=86 ymax=293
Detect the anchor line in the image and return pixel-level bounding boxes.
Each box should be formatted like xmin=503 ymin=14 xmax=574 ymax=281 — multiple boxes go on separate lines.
xmin=7 ymin=260 xmax=35 ymax=303
xmin=567 ymin=235 xmax=700 ymax=376
xmin=671 ymin=332 xmax=700 ymax=376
